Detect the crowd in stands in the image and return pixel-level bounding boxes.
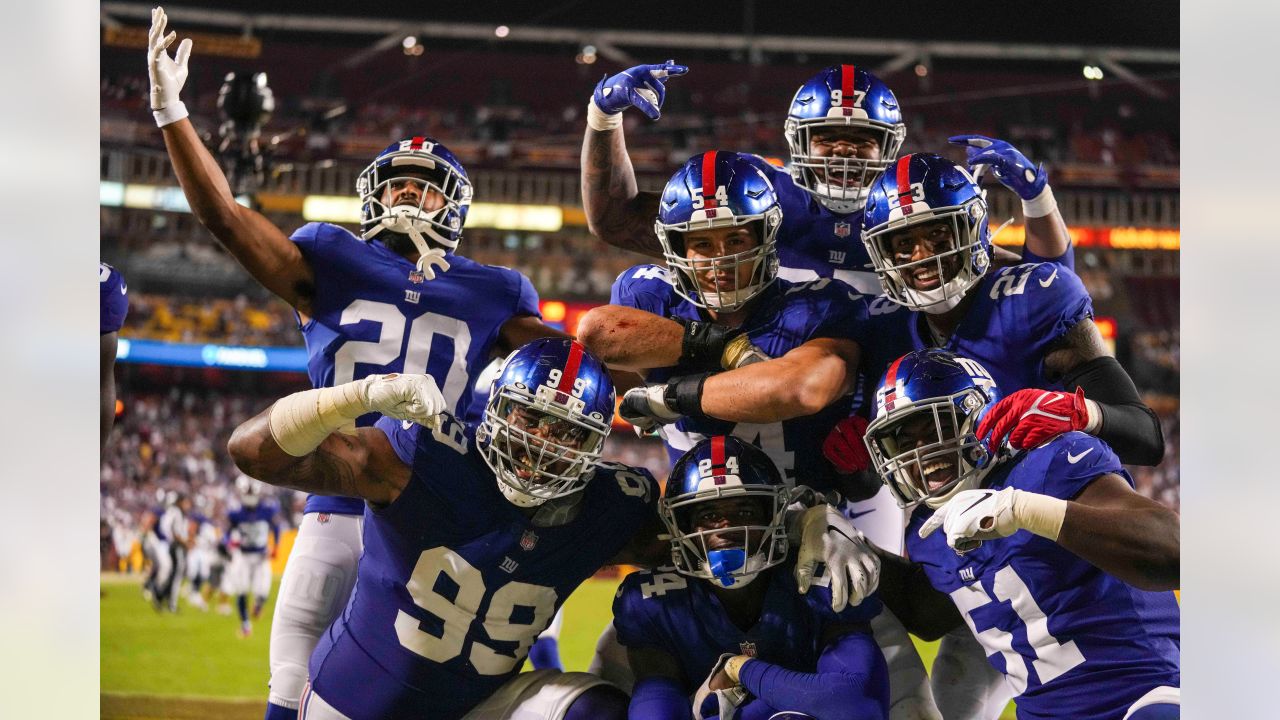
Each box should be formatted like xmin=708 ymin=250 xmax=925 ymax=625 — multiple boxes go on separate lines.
xmin=125 ymin=292 xmax=300 ymax=346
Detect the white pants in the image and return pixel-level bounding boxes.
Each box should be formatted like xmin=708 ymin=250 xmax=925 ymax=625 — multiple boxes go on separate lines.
xmin=931 ymin=625 xmax=1014 ymax=719
xmin=186 ymin=547 xmax=215 ymax=583
xmin=297 ymin=670 xmax=610 ymax=720
xmin=143 ymin=534 xmax=172 ymax=590
xmin=222 ymin=550 xmax=272 ymax=598
xmin=268 ymin=512 xmax=364 ymax=710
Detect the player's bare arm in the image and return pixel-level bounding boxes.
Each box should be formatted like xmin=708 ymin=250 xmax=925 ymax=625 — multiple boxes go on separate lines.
xmin=1054 ymin=473 xmax=1180 ymax=590
xmin=577 ymin=305 xmax=684 ymax=371
xmin=101 ymin=331 xmax=118 ymax=450
xmin=149 ymin=8 xmax=316 ymax=314
xmin=495 ymin=314 xmax=571 ymax=357
xmin=581 ymin=62 xmax=687 ymax=258
xmin=700 ymin=337 xmax=860 ymax=422
xmin=608 ymin=511 xmax=671 ymax=568
xmin=992 ymin=318 xmax=1165 ymax=465
xmin=227 ymin=374 xmax=447 ymax=505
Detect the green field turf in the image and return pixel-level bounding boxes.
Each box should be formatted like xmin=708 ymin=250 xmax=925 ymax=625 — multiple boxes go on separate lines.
xmin=102 ymin=573 xmax=1014 ymax=718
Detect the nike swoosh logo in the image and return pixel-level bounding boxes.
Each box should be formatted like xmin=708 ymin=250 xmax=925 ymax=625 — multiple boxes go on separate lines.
xmin=1067 ymin=447 xmax=1094 ymax=464
xmin=960 ymin=493 xmax=992 ymax=515
xmin=1039 ymin=267 xmax=1059 ymax=288
xmin=846 ymin=509 xmax=876 ymax=520
xmin=827 ymin=525 xmax=857 ymax=543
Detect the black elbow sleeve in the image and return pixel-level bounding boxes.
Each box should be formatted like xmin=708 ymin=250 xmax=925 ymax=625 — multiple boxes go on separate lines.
xmin=1060 ymin=356 xmax=1165 ymax=466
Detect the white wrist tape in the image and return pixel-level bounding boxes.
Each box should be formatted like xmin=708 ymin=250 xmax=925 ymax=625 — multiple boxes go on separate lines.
xmin=153 ymin=101 xmax=189 ymax=128
xmin=1012 ymin=490 xmax=1068 ymax=541
xmin=268 ymin=380 xmax=370 ymax=457
xmin=1083 ymin=398 xmax=1103 ymax=435
xmin=587 ymin=100 xmax=623 ymax=132
xmin=1021 ymin=184 xmax=1057 ymax=219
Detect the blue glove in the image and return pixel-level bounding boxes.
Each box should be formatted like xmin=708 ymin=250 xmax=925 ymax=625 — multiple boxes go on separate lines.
xmin=592 ymin=60 xmax=689 ymax=120
xmin=949 ymin=134 xmax=1048 ymax=200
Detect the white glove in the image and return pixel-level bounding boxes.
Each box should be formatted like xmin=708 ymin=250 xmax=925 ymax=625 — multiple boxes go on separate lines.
xmin=147 ymin=6 xmax=192 ymax=126
xmin=619 ymin=385 xmax=682 ymax=436
xmin=691 ymin=653 xmax=749 ymax=720
xmin=793 ymin=504 xmax=880 ymax=612
xmin=361 ymin=374 xmax=446 ymax=429
xmin=415 ymin=247 xmax=451 ymax=280
xmin=918 ymin=487 xmax=1065 ymax=554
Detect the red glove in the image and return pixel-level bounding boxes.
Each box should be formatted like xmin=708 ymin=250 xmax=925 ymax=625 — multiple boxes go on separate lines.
xmin=977 ymin=387 xmax=1094 ymax=451
xmin=823 ymin=415 xmax=872 ymax=474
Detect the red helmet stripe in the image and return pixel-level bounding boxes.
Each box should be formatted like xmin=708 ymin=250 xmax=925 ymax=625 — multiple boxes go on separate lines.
xmin=558 ymin=341 xmax=584 ymax=393
xmin=711 ymin=435 xmax=728 ymax=472
xmin=841 ymin=65 xmax=856 ymax=107
xmin=701 ymin=151 xmax=720 ymax=208
xmin=409 ymin=136 xmax=426 ymax=151
xmin=883 ymin=353 xmax=907 ymax=411
xmin=894 ymin=155 xmax=915 ymax=215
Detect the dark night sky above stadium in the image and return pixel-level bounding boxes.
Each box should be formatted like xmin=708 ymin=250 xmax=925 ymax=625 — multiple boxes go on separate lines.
xmin=153 ymin=0 xmax=1178 ymax=49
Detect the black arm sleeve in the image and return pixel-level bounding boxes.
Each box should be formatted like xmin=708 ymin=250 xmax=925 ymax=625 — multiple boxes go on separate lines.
xmin=1061 ymin=355 xmax=1165 ymax=466
xmin=875 ymin=549 xmax=962 ymax=641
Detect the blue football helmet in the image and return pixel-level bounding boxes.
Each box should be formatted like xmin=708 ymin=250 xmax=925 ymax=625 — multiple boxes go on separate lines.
xmin=864 ymin=349 xmax=1004 ymax=509
xmin=356 ymin=137 xmax=473 ymax=262
xmin=654 ymin=151 xmax=783 ymax=312
xmin=477 ymin=339 xmax=615 ymax=507
xmin=783 ymin=65 xmax=906 ymax=209
xmin=861 ymin=153 xmax=993 ymax=313
xmin=661 ymin=436 xmax=790 ymax=590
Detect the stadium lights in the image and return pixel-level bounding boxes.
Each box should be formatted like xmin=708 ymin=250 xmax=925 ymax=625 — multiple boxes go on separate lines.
xmin=914 ymin=63 xmax=928 ymax=77
xmin=403 ymin=35 xmax=424 ymax=56
xmin=494 ymin=25 xmax=510 ymax=38
xmin=1083 ymin=64 xmax=1104 ymax=80
xmin=575 ymin=45 xmax=598 ymax=65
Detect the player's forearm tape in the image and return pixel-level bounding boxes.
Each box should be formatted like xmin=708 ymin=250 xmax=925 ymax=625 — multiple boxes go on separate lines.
xmin=153 ymin=102 xmax=189 ymax=128
xmin=664 ymin=373 xmax=709 ymax=419
xmin=627 ymin=677 xmax=689 ymax=719
xmin=1012 ymin=490 xmax=1068 ymax=541
xmin=587 ymin=100 xmax=623 ymax=132
xmin=268 ymin=382 xmax=369 ymax=457
xmin=678 ymin=318 xmax=735 ymax=370
xmin=721 ymin=333 xmax=769 ymax=369
xmin=1021 ymin=185 xmax=1057 ymax=218
xmin=1061 ymin=355 xmax=1165 ymax=465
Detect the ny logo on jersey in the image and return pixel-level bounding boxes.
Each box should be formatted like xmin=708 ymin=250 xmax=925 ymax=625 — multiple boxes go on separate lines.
xmin=959 ymin=566 xmax=975 ymax=582
xmin=829 ymin=249 xmax=848 ymax=264
xmin=833 ymin=222 xmax=851 ymax=239
xmin=404 ymin=289 xmax=421 ymax=304
xmin=498 ymin=556 xmax=519 ymax=574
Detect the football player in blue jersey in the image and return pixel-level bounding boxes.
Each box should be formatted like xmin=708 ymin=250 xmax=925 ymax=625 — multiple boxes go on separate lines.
xmin=617 ymin=435 xmax=889 ymax=720
xmin=222 ymin=476 xmax=281 ymax=637
xmin=856 ymin=152 xmax=1165 ymax=468
xmin=852 ymin=152 xmax=1168 ymax=718
xmin=578 ymin=150 xmax=937 ymax=720
xmin=860 ymin=349 xmax=1179 ymax=720
xmin=580 ymin=62 xmax=1072 ymax=295
xmin=100 ymin=262 xmax=128 ymax=449
xmin=226 ymin=339 xmax=866 ymax=720
xmin=147 ymin=9 xmax=577 ymax=716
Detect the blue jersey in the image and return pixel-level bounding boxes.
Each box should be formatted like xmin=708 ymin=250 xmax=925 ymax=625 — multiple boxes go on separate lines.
xmin=308 ymin=415 xmax=659 ymax=720
xmin=611 ymin=266 xmax=868 ymax=488
xmin=906 ymin=433 xmax=1179 ymax=720
xmin=857 ymin=263 xmax=1093 ymax=407
xmin=290 ymin=222 xmax=541 ymax=515
xmin=227 ymin=503 xmax=280 ymax=554
xmin=746 ymin=157 xmax=882 ymax=295
xmin=614 ymin=557 xmax=881 ymax=694
xmin=100 ymin=262 xmax=129 ymax=335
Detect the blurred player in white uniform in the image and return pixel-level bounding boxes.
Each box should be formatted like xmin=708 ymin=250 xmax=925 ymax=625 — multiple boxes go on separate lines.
xmin=222 ymin=476 xmax=281 ymax=637
xmin=185 ymin=509 xmax=222 ymax=611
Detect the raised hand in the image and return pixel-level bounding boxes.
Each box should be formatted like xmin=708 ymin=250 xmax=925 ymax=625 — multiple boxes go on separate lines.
xmin=147 ymin=7 xmax=192 ymax=125
xmin=592 ymin=60 xmax=689 ymax=120
xmin=949 ymin=134 xmax=1047 ymax=200
xmin=362 ymin=374 xmax=447 ymax=428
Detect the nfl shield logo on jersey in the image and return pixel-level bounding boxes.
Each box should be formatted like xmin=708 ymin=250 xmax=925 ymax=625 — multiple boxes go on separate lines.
xmin=519 ymin=530 xmax=539 ymax=551
xmin=739 ymin=641 xmax=757 ymax=657
xmin=834 ymin=222 xmax=852 ymax=238
xmin=408 ymin=269 xmax=425 ymax=284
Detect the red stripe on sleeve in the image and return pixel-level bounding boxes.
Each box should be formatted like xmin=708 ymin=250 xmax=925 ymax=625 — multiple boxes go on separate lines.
xmin=701 ymin=151 xmax=719 ymax=208
xmin=558 ymin=342 xmax=584 ymax=393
